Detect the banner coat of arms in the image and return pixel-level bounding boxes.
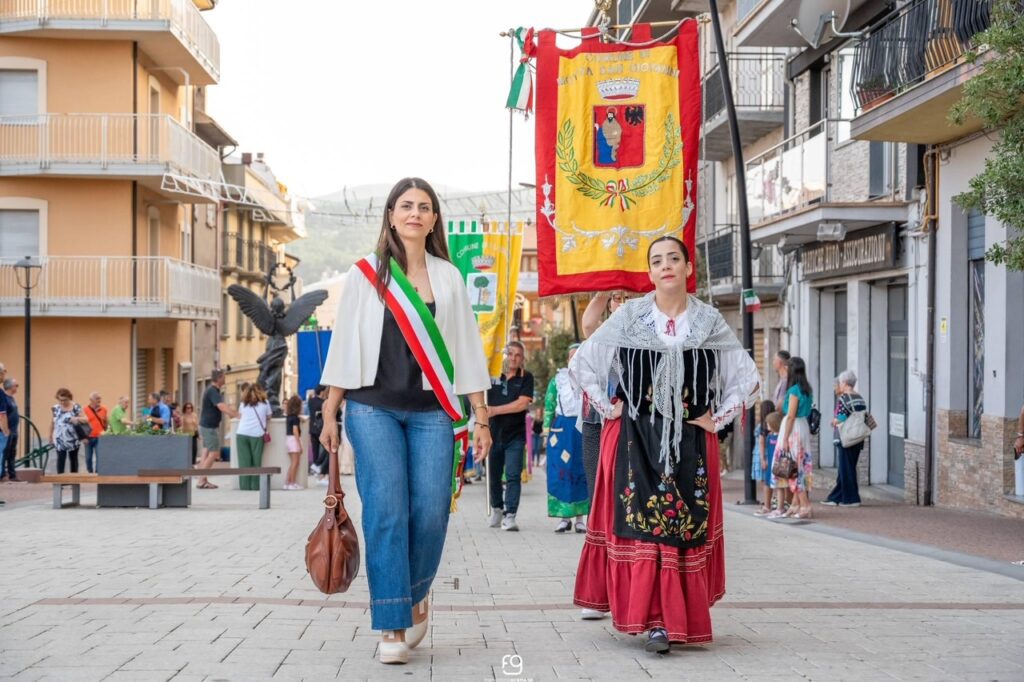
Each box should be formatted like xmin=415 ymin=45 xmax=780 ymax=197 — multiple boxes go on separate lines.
xmin=534 ymin=22 xmax=700 ymax=296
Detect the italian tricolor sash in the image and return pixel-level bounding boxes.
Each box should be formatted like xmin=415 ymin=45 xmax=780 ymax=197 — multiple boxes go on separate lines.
xmin=355 ymin=255 xmax=470 ymax=510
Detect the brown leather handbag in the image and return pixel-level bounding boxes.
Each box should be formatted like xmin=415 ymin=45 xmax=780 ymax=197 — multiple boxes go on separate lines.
xmin=305 ymin=438 xmax=360 ymax=593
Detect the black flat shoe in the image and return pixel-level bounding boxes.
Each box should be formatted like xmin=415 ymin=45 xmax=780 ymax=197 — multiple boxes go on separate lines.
xmin=644 ymin=628 xmax=670 ymax=654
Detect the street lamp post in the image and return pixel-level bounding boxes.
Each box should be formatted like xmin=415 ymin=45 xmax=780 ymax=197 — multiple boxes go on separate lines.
xmin=707 ymin=0 xmax=758 ymax=504
xmin=13 ymin=256 xmax=43 ymax=424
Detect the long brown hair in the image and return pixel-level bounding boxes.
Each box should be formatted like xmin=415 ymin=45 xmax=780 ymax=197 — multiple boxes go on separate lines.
xmin=242 ymin=383 xmax=268 ymax=407
xmin=373 ymin=177 xmax=451 ymax=298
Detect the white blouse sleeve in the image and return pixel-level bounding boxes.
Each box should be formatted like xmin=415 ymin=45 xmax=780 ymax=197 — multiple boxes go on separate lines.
xmin=568 ymin=338 xmax=616 ymax=419
xmin=712 ymin=348 xmax=760 ymax=431
xmin=320 ymin=272 xmax=367 ymax=389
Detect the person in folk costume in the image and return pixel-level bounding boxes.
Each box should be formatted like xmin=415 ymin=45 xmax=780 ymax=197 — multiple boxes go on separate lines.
xmin=570 ymin=236 xmax=759 ymax=653
xmin=319 ymin=177 xmax=493 ymax=665
xmin=543 ymin=343 xmax=590 ymax=534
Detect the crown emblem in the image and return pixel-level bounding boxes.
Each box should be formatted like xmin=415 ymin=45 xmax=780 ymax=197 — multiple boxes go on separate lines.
xmin=597 ymin=78 xmax=640 ymax=100
xmin=472 ymin=254 xmax=496 ymax=270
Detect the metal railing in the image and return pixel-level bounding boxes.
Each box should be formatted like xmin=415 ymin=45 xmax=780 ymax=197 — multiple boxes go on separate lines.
xmin=0 ymin=113 xmax=220 ymax=180
xmin=0 ymin=256 xmax=220 ymax=318
xmin=0 ymin=0 xmax=219 ymax=80
xmin=222 ymin=232 xmax=276 ymax=274
xmin=704 ymin=53 xmax=786 ymax=122
xmin=745 ymin=120 xmax=829 ymax=224
xmin=701 ymin=224 xmax=787 ymax=284
xmin=852 ymin=0 xmax=993 ymax=111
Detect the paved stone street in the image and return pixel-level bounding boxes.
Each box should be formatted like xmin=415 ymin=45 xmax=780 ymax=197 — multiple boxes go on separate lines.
xmin=2 ymin=469 xmax=1023 ymax=682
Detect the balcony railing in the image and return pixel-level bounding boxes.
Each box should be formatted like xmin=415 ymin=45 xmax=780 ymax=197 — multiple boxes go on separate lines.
xmin=0 ymin=0 xmax=220 ymax=81
xmin=852 ymin=0 xmax=992 ymax=111
xmin=0 ymin=256 xmax=220 ymax=319
xmin=222 ymin=233 xmax=276 ymax=274
xmin=701 ymin=224 xmax=787 ymax=287
xmin=0 ymin=113 xmax=220 ymax=180
xmin=704 ymin=53 xmax=786 ymax=122
xmin=745 ymin=120 xmax=828 ymax=224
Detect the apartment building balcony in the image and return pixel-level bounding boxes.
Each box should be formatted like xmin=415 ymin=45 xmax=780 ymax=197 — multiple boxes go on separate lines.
xmin=702 ymin=53 xmax=785 ymax=160
xmin=744 ymin=119 xmax=908 ymax=243
xmin=0 ymin=113 xmax=221 ymax=202
xmin=700 ymin=223 xmax=787 ymax=303
xmin=0 ymin=255 xmax=220 ymax=319
xmin=222 ymin=232 xmax=276 ymax=278
xmin=850 ymin=0 xmax=996 ymax=144
xmin=0 ymin=0 xmax=220 ymax=84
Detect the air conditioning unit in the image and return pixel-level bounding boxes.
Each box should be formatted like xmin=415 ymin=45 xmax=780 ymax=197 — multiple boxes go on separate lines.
xmin=817 ymin=221 xmax=847 ymax=241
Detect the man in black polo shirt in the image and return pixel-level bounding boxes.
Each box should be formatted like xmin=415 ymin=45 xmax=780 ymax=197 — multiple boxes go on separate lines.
xmin=486 ymin=341 xmax=534 ymax=531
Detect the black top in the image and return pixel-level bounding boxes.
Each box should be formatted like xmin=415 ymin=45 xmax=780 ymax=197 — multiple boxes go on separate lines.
xmin=200 ymin=385 xmax=224 ymax=429
xmin=286 ymin=414 xmax=301 ymax=436
xmin=307 ymin=396 xmax=324 ymax=436
xmin=486 ymin=369 xmax=534 ymax=443
xmin=347 ymin=303 xmax=441 ymax=412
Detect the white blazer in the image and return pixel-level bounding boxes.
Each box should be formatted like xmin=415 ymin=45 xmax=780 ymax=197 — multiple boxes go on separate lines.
xmin=320 ymin=252 xmax=492 ymax=396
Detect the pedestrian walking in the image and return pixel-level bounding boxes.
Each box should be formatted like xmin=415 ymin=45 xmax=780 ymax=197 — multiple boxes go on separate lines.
xmin=778 ymin=356 xmax=815 ymax=518
xmin=284 ymin=394 xmax=304 ymax=490
xmin=235 ymin=383 xmax=271 ymax=490
xmin=544 ymin=343 xmax=589 ymax=534
xmin=82 ymin=392 xmax=108 ymax=473
xmin=825 ymin=369 xmax=871 ymax=507
xmin=486 ymin=341 xmax=534 ymax=532
xmin=318 ymin=177 xmax=492 ymax=665
xmin=2 ymin=379 xmax=20 ymax=481
xmin=570 ymin=236 xmax=759 ymax=653
xmin=196 ymin=369 xmax=238 ymax=489
xmin=51 ymin=388 xmax=89 ymax=474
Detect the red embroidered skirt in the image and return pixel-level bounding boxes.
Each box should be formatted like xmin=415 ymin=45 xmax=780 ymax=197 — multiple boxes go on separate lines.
xmin=573 ymin=417 xmax=725 ymax=643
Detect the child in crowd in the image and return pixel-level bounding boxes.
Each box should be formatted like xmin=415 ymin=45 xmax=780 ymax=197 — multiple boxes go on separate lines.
xmin=753 ymin=400 xmax=776 ymax=516
xmin=764 ymin=410 xmax=789 ymax=518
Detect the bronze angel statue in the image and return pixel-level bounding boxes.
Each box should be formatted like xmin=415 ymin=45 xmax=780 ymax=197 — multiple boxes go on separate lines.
xmin=228 ymin=284 xmax=329 ymax=416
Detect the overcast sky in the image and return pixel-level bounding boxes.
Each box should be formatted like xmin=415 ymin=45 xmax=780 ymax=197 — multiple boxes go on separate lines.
xmin=204 ymin=1 xmax=589 ymax=199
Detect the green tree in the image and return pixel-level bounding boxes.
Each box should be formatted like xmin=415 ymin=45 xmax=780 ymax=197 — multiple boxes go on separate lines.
xmin=950 ymin=0 xmax=1024 ymax=270
xmin=525 ymin=327 xmax=576 ymax=405
xmin=473 ymin=275 xmax=490 ymax=306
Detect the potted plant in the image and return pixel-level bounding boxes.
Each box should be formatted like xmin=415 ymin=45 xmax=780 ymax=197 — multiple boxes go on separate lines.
xmin=96 ymin=423 xmax=192 ymax=507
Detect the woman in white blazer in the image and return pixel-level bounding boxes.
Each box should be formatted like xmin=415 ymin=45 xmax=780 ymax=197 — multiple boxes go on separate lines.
xmin=319 ymin=177 xmax=492 ymax=665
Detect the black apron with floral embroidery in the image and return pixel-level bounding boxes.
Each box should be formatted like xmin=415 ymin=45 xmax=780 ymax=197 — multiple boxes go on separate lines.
xmin=613 ymin=347 xmax=715 ymax=549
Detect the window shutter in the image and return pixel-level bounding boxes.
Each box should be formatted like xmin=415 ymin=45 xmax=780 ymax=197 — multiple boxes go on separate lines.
xmin=0 ymin=70 xmax=38 ymax=117
xmin=0 ymin=209 xmax=40 ymax=258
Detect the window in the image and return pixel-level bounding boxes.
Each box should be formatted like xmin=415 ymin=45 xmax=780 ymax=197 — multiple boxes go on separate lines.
xmin=869 ymin=141 xmax=893 ymax=198
xmin=0 ymin=209 xmax=40 ymax=258
xmin=836 ymin=47 xmax=857 ymax=142
xmin=0 ymin=69 xmax=38 ymax=117
xmin=967 ymin=208 xmax=985 ymax=438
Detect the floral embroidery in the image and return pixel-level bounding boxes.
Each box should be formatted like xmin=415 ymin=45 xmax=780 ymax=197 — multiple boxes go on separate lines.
xmin=619 ymin=455 xmax=709 ymax=541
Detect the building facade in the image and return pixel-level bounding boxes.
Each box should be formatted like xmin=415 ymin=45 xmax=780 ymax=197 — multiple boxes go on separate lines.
xmin=0 ymin=0 xmax=223 ymax=430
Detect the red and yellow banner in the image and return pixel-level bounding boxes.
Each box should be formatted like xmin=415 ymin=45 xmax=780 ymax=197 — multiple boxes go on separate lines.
xmin=534 ymin=22 xmax=700 ymax=296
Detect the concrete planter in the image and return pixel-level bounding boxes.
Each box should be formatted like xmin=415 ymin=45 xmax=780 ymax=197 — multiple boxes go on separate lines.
xmin=96 ymin=434 xmax=192 ymax=507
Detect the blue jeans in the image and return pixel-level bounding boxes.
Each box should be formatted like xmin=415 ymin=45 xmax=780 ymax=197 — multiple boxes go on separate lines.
xmin=488 ymin=437 xmax=525 ymax=514
xmin=84 ymin=437 xmax=99 ymax=473
xmin=345 ymin=400 xmax=454 ymax=631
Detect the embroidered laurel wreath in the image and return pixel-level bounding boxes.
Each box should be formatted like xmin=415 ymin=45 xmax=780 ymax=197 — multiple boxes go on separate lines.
xmin=556 ymin=114 xmax=682 ymax=211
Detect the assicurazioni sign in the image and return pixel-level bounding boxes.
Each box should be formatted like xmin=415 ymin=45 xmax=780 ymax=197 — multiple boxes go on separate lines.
xmin=800 ymin=223 xmax=897 ymax=280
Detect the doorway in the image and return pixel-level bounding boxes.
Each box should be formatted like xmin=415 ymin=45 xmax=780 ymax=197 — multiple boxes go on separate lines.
xmin=886 ymin=283 xmax=908 ymax=487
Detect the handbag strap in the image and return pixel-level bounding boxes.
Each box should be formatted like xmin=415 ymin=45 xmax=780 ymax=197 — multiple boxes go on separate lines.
xmin=254 ymin=405 xmax=268 ymax=434
xmin=324 ymin=431 xmax=347 ymax=521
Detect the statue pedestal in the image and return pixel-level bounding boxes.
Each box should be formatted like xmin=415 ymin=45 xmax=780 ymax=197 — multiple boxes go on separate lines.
xmin=228 ymin=416 xmax=310 ymax=490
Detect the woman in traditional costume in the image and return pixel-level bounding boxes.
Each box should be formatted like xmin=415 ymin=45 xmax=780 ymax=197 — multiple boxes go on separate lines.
xmin=570 ymin=236 xmax=759 ymax=653
xmin=319 ymin=177 xmax=492 ymax=665
xmin=544 ymin=343 xmax=590 ymax=533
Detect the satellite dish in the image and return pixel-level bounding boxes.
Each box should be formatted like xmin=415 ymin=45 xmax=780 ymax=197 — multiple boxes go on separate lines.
xmin=792 ymin=0 xmax=852 ymax=49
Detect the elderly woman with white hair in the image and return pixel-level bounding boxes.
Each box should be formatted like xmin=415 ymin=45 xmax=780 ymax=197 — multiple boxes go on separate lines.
xmin=825 ymin=369 xmax=869 ymax=507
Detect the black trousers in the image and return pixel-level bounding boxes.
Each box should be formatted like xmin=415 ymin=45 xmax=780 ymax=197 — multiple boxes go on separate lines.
xmin=2 ymin=434 xmax=17 ymax=479
xmin=57 ymin=447 xmax=79 ymax=474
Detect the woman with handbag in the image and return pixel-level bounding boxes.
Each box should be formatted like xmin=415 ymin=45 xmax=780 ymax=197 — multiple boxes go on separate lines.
xmin=235 ymin=383 xmax=272 ymax=490
xmin=50 ymin=388 xmax=90 ymax=474
xmin=319 ymin=177 xmax=492 ymax=665
xmin=777 ymin=356 xmax=815 ymax=518
xmin=570 ymin=236 xmax=759 ymax=653
xmin=825 ymin=369 xmax=871 ymax=507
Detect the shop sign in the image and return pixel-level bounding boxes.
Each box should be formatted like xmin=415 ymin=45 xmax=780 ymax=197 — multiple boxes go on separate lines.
xmin=800 ymin=223 xmax=898 ymax=280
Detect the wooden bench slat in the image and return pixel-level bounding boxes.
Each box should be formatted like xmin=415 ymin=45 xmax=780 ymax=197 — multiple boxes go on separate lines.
xmin=139 ymin=468 xmax=281 ymax=476
xmin=40 ymin=475 xmax=183 ymax=484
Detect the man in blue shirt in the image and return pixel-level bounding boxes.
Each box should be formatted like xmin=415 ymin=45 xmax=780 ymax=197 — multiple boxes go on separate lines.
xmin=2 ymin=378 xmax=20 ymax=481
xmin=146 ymin=392 xmax=172 ymax=432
